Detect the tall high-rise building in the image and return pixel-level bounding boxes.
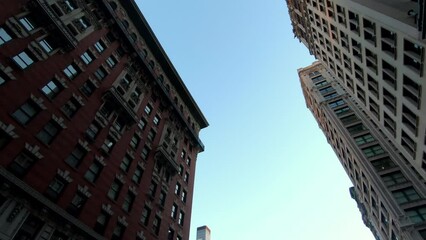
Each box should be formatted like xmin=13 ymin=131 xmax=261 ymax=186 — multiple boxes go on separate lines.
xmin=0 ymin=0 xmax=208 ymax=240
xmin=287 ymin=0 xmax=426 ymax=239
xmin=196 ymin=225 xmax=211 ymax=240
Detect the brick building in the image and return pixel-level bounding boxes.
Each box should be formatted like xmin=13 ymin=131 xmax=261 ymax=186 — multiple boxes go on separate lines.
xmin=287 ymin=0 xmax=426 ymax=239
xmin=0 ymin=0 xmax=208 ymax=239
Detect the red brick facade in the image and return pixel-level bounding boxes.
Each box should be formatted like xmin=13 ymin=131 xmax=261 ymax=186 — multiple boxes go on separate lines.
xmin=0 ymin=0 xmax=207 ymax=239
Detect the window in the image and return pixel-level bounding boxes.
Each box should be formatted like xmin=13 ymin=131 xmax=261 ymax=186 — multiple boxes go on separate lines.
xmin=319 ymin=86 xmax=334 ymax=95
xmin=340 ymin=114 xmax=359 ymax=125
xmin=329 ymin=99 xmax=344 ymax=108
xmin=94 ymin=40 xmax=106 ymax=53
xmin=346 ymin=123 xmax=366 ymax=135
xmin=65 ymin=146 xmax=87 ymax=168
xmin=406 ymin=206 xmax=426 ymax=224
xmin=66 ymin=192 xmax=87 ymax=216
xmin=62 ymin=97 xmax=81 ymax=118
xmin=75 ymin=17 xmax=91 ymax=31
xmin=168 ymin=228 xmax=175 ymax=240
xmin=63 ymin=0 xmax=77 ymax=12
xmin=140 ymin=206 xmax=151 ymax=226
xmin=184 ymin=172 xmax=189 ymax=183
xmin=80 ymin=51 xmax=94 ymax=64
xmin=107 ymin=179 xmax=122 ymax=201
xmin=148 ymin=181 xmax=157 ymax=197
xmin=178 ymin=211 xmax=185 ymax=226
xmin=19 ymin=16 xmax=36 ymax=32
xmin=122 ymin=191 xmax=135 ymax=212
xmin=39 ymin=38 xmax=54 ymax=53
xmin=153 ymin=115 xmax=160 ymax=125
xmin=85 ymin=120 xmax=101 ymax=140
xmin=63 ymin=63 xmax=80 ymax=80
xmin=129 ymin=134 xmax=140 ymax=149
xmin=94 ymin=211 xmax=110 ymax=234
xmin=111 ymin=224 xmax=125 ymax=240
xmin=175 ymin=182 xmax=181 ymax=195
xmin=8 ymin=152 xmax=36 ymax=177
xmin=0 ymin=27 xmax=12 ymax=45
xmin=13 ymin=214 xmax=44 ymax=239
xmin=152 ymin=216 xmax=161 ymax=235
xmin=138 ymin=118 xmax=147 ymax=130
xmin=141 ymin=146 xmax=150 ymax=160
xmin=382 ymin=171 xmax=408 ymax=187
xmin=147 ymin=129 xmax=156 ymax=142
xmin=354 ymin=134 xmax=375 ymax=145
xmin=0 ymin=130 xmax=11 ymax=150
xmin=392 ymin=187 xmax=421 ymax=204
xmin=159 ymin=190 xmax=166 ymax=207
xmin=178 ymin=165 xmax=183 ymax=176
xmin=362 ymin=145 xmax=385 ymax=158
xmin=84 ymin=161 xmax=103 ymax=183
xmin=106 ymin=56 xmax=117 ymax=68
xmin=186 ymin=157 xmax=191 ymax=166
xmin=171 ymin=203 xmax=178 ymax=219
xmin=120 ymin=155 xmax=132 ymax=172
xmin=132 ymin=166 xmax=143 ymax=184
xmin=181 ymin=190 xmax=187 ymax=203
xmin=45 ymin=176 xmax=67 ymax=201
xmin=311 ymin=75 xmax=324 ymax=83
xmin=36 ymin=120 xmax=61 ymax=145
xmin=12 ymin=51 xmax=34 ymax=69
xmin=94 ymin=66 xmax=107 ymax=80
xmin=334 ymin=106 xmax=350 ymax=116
xmin=12 ymin=100 xmax=41 ymax=125
xmin=81 ymin=80 xmax=96 ymax=96
xmin=144 ymin=105 xmax=152 ymax=115
xmin=41 ymin=79 xmax=62 ymax=99
xmin=371 ymin=157 xmax=396 ymax=172
xmin=403 ymin=75 xmax=421 ymax=109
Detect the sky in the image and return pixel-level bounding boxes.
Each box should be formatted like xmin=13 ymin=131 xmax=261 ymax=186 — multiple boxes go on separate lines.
xmin=137 ymin=1 xmax=375 ymax=240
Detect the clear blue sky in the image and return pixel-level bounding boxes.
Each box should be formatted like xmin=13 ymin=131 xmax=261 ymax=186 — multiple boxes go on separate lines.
xmin=137 ymin=1 xmax=374 ymax=239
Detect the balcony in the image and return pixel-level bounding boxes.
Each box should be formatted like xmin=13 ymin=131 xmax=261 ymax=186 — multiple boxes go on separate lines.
xmin=104 ymin=87 xmax=138 ymax=123
xmin=155 ymin=144 xmax=179 ymax=176
xmin=30 ymin=0 xmax=78 ymax=50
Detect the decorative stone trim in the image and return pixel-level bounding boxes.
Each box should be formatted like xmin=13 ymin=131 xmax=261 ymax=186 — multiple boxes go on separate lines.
xmin=95 ymin=155 xmax=107 ymax=166
xmin=95 ymin=113 xmax=108 ymax=127
xmin=126 ymin=149 xmax=135 ymax=159
xmin=24 ymin=143 xmax=43 ymax=159
xmin=115 ymin=173 xmax=125 ymax=184
xmin=144 ymin=201 xmax=152 ymax=209
xmin=5 ymin=17 xmax=29 ymax=38
xmin=78 ymin=139 xmax=91 ymax=152
xmin=54 ymin=74 xmax=68 ymax=88
xmin=134 ymin=130 xmax=142 ymax=138
xmin=52 ymin=114 xmax=67 ymax=129
xmin=137 ymin=161 xmax=145 ymax=169
xmin=72 ymin=93 xmax=85 ymax=106
xmin=28 ymin=41 xmax=48 ymax=61
xmin=0 ymin=63 xmax=15 ymax=80
xmin=109 ymin=128 xmax=121 ymax=141
xmin=118 ymin=216 xmax=128 ymax=227
xmin=57 ymin=169 xmax=73 ymax=183
xmin=77 ymin=185 xmax=92 ymax=198
xmin=102 ymin=204 xmax=114 ymax=215
xmin=0 ymin=121 xmax=19 ymax=139
xmin=74 ymin=59 xmax=85 ymax=73
xmin=88 ymin=76 xmax=99 ymax=88
xmin=128 ymin=185 xmax=137 ymax=195
xmin=102 ymin=63 xmax=110 ymax=74
xmin=136 ymin=230 xmax=146 ymax=240
xmin=30 ymin=94 xmax=47 ymax=110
